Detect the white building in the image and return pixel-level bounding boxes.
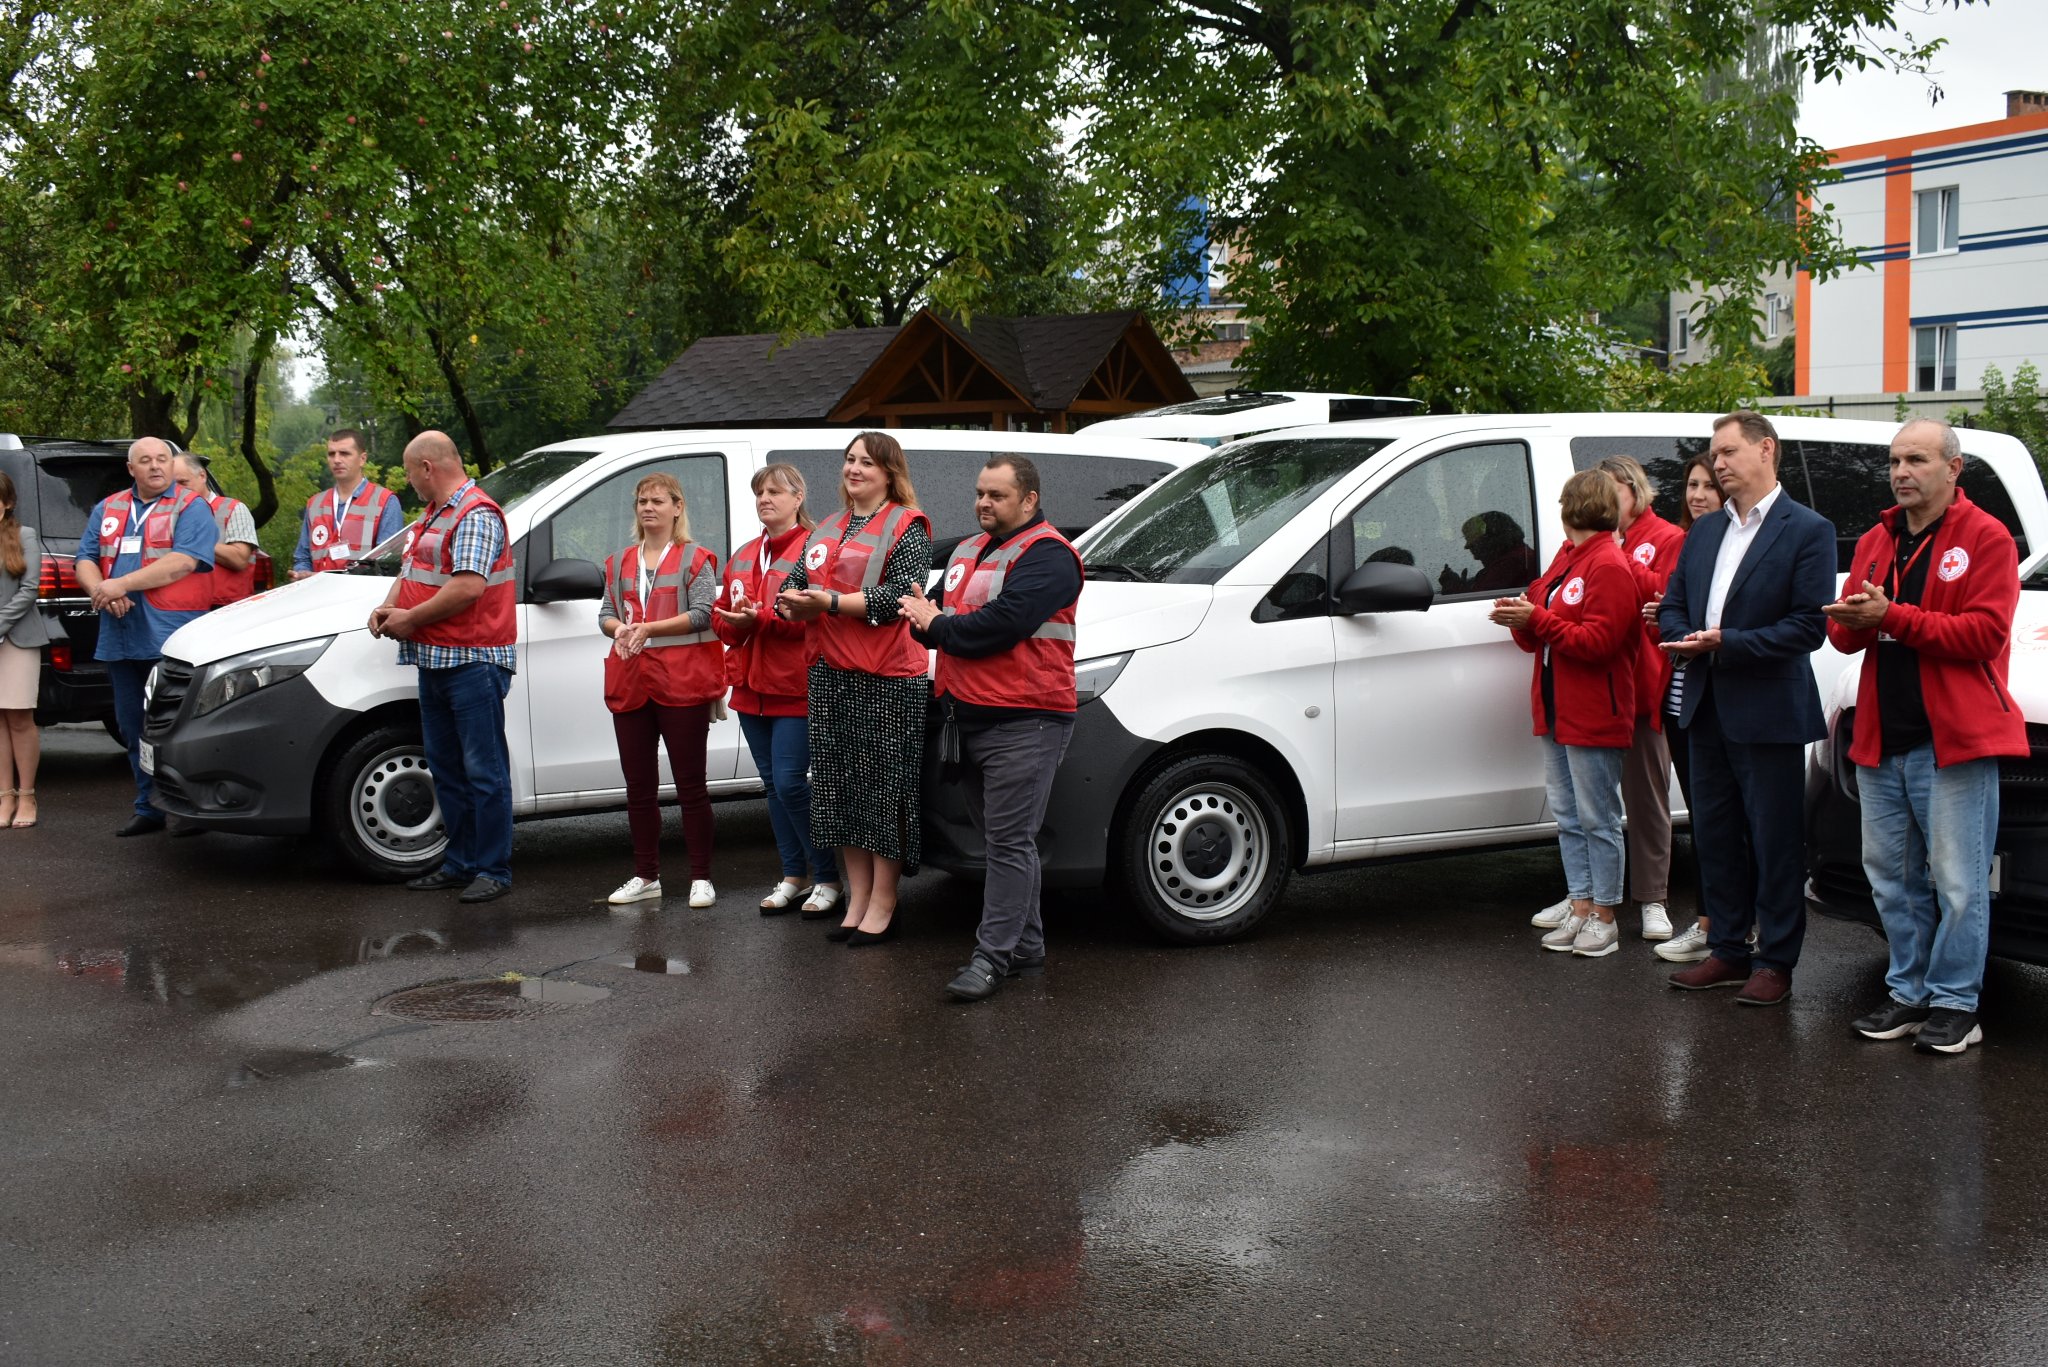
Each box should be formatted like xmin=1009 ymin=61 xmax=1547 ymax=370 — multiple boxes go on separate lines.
xmin=1799 ymin=92 xmax=2048 ymax=399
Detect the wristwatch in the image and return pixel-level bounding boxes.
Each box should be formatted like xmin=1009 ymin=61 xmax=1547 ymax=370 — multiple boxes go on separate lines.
xmin=828 ymin=592 xmax=841 ymax=617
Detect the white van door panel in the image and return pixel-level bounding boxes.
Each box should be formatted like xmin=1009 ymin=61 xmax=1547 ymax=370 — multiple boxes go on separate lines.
xmin=1333 ymin=439 xmax=1547 ymax=840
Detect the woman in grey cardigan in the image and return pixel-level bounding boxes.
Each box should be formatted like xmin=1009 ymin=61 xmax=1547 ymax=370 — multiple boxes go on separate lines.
xmin=0 ymin=471 xmax=46 ymax=827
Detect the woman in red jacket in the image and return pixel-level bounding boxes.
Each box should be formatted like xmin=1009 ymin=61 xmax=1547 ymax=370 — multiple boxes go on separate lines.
xmin=1492 ymin=470 xmax=1640 ymax=958
xmin=600 ymin=473 xmax=725 ymax=909
xmin=715 ymin=464 xmax=842 ymax=917
xmin=1605 ymin=455 xmax=1684 ymax=940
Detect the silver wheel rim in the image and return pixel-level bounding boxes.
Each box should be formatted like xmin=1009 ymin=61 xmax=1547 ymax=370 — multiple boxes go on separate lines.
xmin=1145 ymin=779 xmax=1270 ymax=922
xmin=351 ymin=745 xmax=446 ymax=868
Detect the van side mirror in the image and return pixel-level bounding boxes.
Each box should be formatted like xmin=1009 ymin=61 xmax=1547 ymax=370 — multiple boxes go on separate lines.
xmin=529 ymin=557 xmax=605 ymax=604
xmin=1334 ymin=562 xmax=1433 ymax=615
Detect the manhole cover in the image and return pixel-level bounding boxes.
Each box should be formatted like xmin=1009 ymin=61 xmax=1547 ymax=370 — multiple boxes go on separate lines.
xmin=372 ymin=976 xmax=610 ymax=1023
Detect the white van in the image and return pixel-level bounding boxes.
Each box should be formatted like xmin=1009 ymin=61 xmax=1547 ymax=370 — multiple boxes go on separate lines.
xmin=920 ymin=413 xmax=2048 ymax=943
xmin=143 ymin=428 xmax=1201 ymax=877
xmin=1088 ymin=391 xmax=1421 ymax=446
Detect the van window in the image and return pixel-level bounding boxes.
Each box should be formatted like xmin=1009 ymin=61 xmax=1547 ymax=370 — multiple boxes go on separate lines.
xmin=1084 ymin=438 xmax=1389 ymax=585
xmin=1794 ymin=438 xmax=2031 ymax=567
xmin=1348 ymin=442 xmax=1537 ymax=600
xmin=1568 ymin=436 xmax=1710 ymax=529
xmin=26 ymin=447 xmax=134 ymax=542
xmin=545 ymin=453 xmax=731 ymax=567
xmin=769 ymin=447 xmax=1174 ymax=551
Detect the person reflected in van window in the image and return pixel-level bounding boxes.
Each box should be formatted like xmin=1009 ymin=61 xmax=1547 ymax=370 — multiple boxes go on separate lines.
xmin=714 ymin=464 xmax=841 ymax=918
xmin=1598 ymin=455 xmax=1685 ymax=945
xmin=1491 ymin=471 xmax=1639 ymax=959
xmin=1442 ymin=510 xmax=1539 ymax=595
xmin=1364 ymin=546 xmax=1415 ymax=566
xmin=1649 ymin=452 xmax=1726 ymax=965
xmin=597 ymin=472 xmax=724 ymax=911
xmin=776 ymin=432 xmax=934 ymax=947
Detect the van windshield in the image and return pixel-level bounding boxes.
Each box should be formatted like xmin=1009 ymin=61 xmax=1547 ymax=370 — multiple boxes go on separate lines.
xmin=353 ymin=448 xmax=599 ymax=576
xmin=1083 ymin=437 xmax=1388 ymax=584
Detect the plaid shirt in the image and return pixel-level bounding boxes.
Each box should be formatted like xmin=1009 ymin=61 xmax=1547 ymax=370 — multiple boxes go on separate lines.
xmin=397 ymin=480 xmax=519 ymax=673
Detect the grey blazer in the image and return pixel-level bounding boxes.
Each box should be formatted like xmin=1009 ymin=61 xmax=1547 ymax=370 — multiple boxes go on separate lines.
xmin=0 ymin=526 xmax=51 ymax=649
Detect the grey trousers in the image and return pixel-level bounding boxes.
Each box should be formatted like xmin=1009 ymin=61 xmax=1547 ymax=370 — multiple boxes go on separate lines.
xmin=959 ymin=714 xmax=1076 ymax=971
xmin=1622 ymin=714 xmax=1673 ymax=904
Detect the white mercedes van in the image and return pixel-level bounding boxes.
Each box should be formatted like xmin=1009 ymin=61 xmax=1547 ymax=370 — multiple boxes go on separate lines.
xmin=143 ymin=428 xmax=1201 ymax=878
xmin=1088 ymin=391 xmax=1421 ymax=446
xmin=920 ymin=413 xmax=2048 ymax=943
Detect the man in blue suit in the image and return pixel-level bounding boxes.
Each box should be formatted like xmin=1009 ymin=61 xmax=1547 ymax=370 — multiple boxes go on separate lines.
xmin=1658 ymin=411 xmax=1836 ymax=1006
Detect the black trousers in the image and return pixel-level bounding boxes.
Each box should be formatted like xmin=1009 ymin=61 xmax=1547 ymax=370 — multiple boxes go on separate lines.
xmin=1686 ymin=686 xmax=1809 ymax=973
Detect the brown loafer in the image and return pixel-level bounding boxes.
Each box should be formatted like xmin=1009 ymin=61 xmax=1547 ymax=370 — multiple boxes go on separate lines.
xmin=1668 ymin=956 xmax=1749 ymax=990
xmin=1735 ymin=966 xmax=1792 ymax=1007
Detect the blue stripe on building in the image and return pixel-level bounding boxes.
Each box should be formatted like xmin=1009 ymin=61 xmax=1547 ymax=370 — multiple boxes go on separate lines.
xmin=1834 ymin=129 xmax=2048 ymax=184
xmin=1909 ymin=303 xmax=2048 ymax=327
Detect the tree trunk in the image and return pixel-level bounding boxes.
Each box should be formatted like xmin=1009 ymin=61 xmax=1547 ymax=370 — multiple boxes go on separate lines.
xmin=237 ymin=330 xmax=281 ymax=526
xmin=425 ymin=327 xmax=493 ymax=472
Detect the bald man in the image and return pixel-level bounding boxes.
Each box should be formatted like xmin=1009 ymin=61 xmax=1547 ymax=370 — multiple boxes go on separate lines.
xmin=74 ymin=438 xmax=217 ymax=834
xmin=368 ymin=431 xmax=518 ymax=902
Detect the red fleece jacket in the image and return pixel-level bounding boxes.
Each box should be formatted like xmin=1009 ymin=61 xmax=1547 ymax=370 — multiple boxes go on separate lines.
xmin=1511 ymin=533 xmax=1640 ymax=748
xmin=1826 ymin=488 xmax=2028 ymax=768
xmin=1620 ymin=508 xmax=1685 ymax=724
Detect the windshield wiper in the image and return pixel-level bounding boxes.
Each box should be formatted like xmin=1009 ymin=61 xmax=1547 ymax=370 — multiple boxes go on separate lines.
xmin=1086 ymin=562 xmax=1153 ymax=582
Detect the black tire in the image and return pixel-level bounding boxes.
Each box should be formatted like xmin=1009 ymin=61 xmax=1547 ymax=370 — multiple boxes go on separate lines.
xmin=102 ymin=715 xmax=125 ymax=747
xmin=1115 ymin=752 xmax=1292 ymax=944
xmin=321 ymin=724 xmax=447 ymax=882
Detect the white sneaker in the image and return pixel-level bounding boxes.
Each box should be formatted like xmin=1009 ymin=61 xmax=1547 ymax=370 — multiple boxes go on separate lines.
xmin=688 ymin=880 xmax=717 ymax=908
xmin=1541 ymin=913 xmax=1587 ymax=951
xmin=1531 ymin=897 xmax=1574 ymax=929
xmin=1572 ymin=916 xmax=1620 ymax=958
xmin=1640 ymin=902 xmax=1673 ymax=940
xmin=1654 ymin=922 xmax=1710 ymax=962
xmin=608 ymin=876 xmax=662 ymax=905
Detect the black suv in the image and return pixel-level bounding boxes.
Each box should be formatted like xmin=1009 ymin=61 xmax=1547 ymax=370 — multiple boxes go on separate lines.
xmin=0 ymin=434 xmax=274 ymax=735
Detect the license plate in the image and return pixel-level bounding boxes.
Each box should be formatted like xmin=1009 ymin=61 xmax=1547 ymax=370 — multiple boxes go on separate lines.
xmin=1991 ymin=852 xmax=2004 ymax=897
xmin=139 ymin=740 xmax=155 ymax=775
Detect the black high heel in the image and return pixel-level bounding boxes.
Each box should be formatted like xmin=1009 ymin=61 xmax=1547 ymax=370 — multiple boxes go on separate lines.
xmin=825 ymin=923 xmax=859 ymax=942
xmin=846 ymin=920 xmax=898 ymax=947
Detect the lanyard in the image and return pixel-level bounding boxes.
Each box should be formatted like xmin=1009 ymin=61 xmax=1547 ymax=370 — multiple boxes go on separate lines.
xmin=127 ymin=495 xmax=162 ymax=537
xmin=1884 ymin=527 xmax=1940 ymax=600
xmin=636 ymin=541 xmax=669 ymax=619
xmin=332 ymin=481 xmax=365 ymax=533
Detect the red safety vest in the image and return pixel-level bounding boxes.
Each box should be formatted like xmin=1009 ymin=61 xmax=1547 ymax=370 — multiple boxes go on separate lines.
xmin=801 ymin=502 xmax=931 ymax=679
xmin=306 ymin=480 xmax=398 ymax=570
xmin=201 ymin=492 xmax=256 ymax=606
xmin=934 ymin=522 xmax=1081 ymax=711
xmin=97 ymin=486 xmax=214 ymax=613
xmin=720 ymin=527 xmax=809 ymax=702
xmin=393 ymin=484 xmax=516 ymax=648
xmin=603 ymin=541 xmax=725 ymax=711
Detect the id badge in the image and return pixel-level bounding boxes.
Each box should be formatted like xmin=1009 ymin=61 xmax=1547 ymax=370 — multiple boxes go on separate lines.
xmin=120 ymin=535 xmax=143 ymax=555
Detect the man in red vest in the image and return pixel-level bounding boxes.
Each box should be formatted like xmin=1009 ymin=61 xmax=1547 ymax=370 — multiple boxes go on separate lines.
xmin=172 ymin=455 xmax=259 ymax=606
xmin=901 ymin=454 xmax=1082 ymax=1002
xmin=293 ymin=428 xmax=403 ymax=578
xmin=368 ymin=431 xmax=518 ymax=904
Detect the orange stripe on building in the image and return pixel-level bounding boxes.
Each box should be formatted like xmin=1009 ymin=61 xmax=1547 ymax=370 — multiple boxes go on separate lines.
xmin=1882 ymin=167 xmax=1912 ymax=393
xmin=1829 ymin=108 xmax=2048 ymax=167
xmin=1795 ymin=191 xmax=1813 ymax=396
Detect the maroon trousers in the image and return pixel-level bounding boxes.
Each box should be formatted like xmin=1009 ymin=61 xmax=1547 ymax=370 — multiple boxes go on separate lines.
xmin=612 ymin=701 xmax=714 ymax=881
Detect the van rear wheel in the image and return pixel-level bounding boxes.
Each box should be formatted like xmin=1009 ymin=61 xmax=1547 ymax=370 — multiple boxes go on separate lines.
xmin=323 ymin=725 xmax=448 ymax=881
xmin=1117 ymin=753 xmax=1291 ymax=944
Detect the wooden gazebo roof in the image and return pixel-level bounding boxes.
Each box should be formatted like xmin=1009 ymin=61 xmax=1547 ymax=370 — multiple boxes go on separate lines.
xmin=608 ymin=308 xmax=1194 ymax=432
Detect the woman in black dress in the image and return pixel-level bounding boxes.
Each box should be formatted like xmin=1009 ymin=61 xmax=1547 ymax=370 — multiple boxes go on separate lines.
xmin=776 ymin=432 xmax=933 ymax=945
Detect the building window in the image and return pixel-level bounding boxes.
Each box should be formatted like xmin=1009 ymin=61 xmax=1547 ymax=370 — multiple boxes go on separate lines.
xmin=1212 ymin=320 xmax=1249 ymax=342
xmin=1915 ymin=187 xmax=1959 ymax=255
xmin=1674 ymin=316 xmax=1690 ymax=354
xmin=1762 ymin=293 xmax=1782 ymax=340
xmin=1915 ymin=324 xmax=1957 ymax=392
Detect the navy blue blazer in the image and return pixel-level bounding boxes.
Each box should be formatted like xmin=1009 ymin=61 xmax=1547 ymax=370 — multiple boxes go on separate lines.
xmin=1658 ymin=489 xmax=1835 ymax=745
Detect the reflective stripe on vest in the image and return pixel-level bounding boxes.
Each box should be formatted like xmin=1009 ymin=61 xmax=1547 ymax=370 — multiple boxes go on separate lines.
xmin=394 ymin=484 xmax=516 ymax=648
xmin=935 ymin=522 xmax=1081 ymax=710
xmin=308 ymin=482 xmax=394 ymax=567
xmin=809 ymin=503 xmax=917 ymax=592
xmin=99 ymin=486 xmax=216 ymax=613
xmin=204 ymin=494 xmax=257 ymax=605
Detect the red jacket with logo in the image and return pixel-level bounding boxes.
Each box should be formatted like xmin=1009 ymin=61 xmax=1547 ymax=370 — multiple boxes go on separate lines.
xmin=717 ymin=524 xmax=810 ymax=716
xmin=1826 ymin=488 xmax=2028 ymax=768
xmin=1620 ymin=508 xmax=1684 ymax=725
xmin=1510 ymin=533 xmax=1640 ymax=748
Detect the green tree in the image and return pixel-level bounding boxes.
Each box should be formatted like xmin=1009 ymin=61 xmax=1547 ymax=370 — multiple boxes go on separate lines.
xmin=1952 ymin=362 xmax=2048 ymax=475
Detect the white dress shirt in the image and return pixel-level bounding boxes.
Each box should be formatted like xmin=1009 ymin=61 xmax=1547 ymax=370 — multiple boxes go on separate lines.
xmin=1704 ymin=482 xmax=1783 ymax=630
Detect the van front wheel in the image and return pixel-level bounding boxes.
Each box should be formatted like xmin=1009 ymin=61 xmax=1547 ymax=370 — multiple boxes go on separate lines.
xmin=1118 ymin=753 xmax=1291 ymax=944
xmin=323 ymin=726 xmax=448 ymax=881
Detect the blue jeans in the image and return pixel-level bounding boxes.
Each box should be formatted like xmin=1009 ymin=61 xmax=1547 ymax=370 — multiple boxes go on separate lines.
xmin=1859 ymin=746 xmax=1999 ymax=1012
xmin=108 ymin=657 xmax=157 ymax=820
xmin=418 ymin=663 xmax=514 ymax=885
xmin=1542 ymin=736 xmax=1626 ymax=907
xmin=738 ymin=711 xmax=837 ymax=884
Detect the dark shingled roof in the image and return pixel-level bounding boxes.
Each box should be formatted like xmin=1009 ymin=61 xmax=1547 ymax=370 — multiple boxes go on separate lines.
xmin=608 ymin=327 xmax=900 ymax=429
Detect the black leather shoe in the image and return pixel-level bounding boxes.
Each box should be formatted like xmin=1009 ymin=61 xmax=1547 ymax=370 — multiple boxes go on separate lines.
xmin=167 ymin=819 xmax=204 ymax=838
xmin=115 ymin=814 xmax=166 ymax=837
xmin=946 ymin=953 xmax=1003 ymax=1002
xmin=824 ymin=923 xmax=859 ymax=943
xmin=406 ymin=868 xmax=468 ymax=891
xmin=458 ymin=876 xmax=512 ymax=904
xmin=846 ymin=920 xmax=899 ymax=947
xmin=1008 ymin=954 xmax=1046 ymax=978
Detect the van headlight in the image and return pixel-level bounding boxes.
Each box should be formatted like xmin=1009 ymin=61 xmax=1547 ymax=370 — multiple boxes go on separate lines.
xmin=191 ymin=637 xmax=333 ymax=718
xmin=1075 ymin=652 xmax=1131 ymax=706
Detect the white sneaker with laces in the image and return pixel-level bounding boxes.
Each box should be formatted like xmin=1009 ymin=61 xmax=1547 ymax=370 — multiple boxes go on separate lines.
xmin=1541 ymin=913 xmax=1587 ymax=951
xmin=1531 ymin=897 xmax=1574 ymax=929
xmin=608 ymin=876 xmax=662 ymax=905
xmin=1640 ymin=902 xmax=1673 ymax=940
xmin=1654 ymin=922 xmax=1711 ymax=962
xmin=1572 ymin=916 xmax=1620 ymax=957
xmin=688 ymin=880 xmax=717 ymax=908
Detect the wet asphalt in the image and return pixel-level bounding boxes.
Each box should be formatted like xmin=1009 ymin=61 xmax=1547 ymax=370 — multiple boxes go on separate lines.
xmin=6 ymin=728 xmax=2048 ymax=1366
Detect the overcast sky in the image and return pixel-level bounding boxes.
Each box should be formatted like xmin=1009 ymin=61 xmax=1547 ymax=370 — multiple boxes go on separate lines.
xmin=1799 ymin=0 xmax=2048 ymax=149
